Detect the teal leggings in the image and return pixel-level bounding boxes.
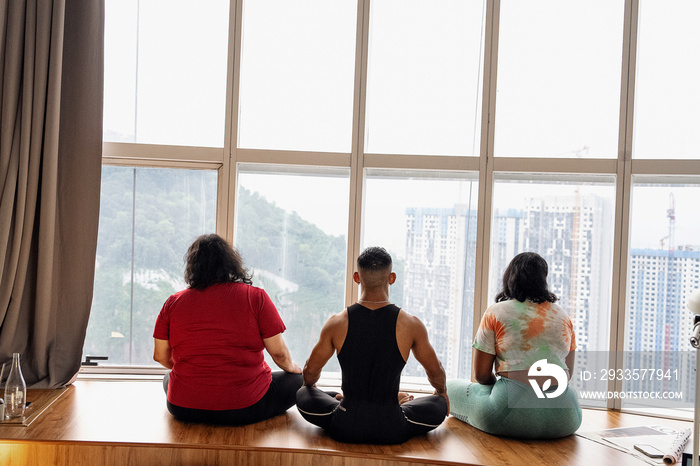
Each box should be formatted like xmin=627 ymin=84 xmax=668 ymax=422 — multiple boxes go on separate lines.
xmin=446 ymin=378 xmax=582 ymax=439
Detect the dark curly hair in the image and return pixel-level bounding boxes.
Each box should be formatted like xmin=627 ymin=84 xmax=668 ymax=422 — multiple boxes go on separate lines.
xmin=495 ymin=252 xmax=558 ymax=304
xmin=184 ymin=234 xmax=252 ymax=289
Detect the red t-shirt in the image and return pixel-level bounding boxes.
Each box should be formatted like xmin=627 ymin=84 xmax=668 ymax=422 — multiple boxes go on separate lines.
xmin=153 ymin=282 xmax=286 ymax=410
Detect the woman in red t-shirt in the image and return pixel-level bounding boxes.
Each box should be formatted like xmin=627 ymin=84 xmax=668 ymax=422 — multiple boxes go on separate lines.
xmin=153 ymin=234 xmax=302 ymax=425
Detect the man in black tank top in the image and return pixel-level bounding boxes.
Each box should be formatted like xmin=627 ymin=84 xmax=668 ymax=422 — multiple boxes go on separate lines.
xmin=296 ymin=247 xmax=449 ymax=444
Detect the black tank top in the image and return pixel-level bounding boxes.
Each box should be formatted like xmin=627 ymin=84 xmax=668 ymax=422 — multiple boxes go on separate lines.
xmin=337 ymin=303 xmax=406 ymax=405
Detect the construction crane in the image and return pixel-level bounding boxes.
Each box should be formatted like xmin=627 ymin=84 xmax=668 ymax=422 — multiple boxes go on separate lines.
xmin=663 ymin=193 xmax=676 ymax=379
xmin=659 ymin=193 xmax=676 ymax=251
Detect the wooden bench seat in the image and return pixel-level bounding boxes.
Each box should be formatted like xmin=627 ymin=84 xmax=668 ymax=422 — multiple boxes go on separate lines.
xmin=0 ymin=380 xmax=692 ymax=465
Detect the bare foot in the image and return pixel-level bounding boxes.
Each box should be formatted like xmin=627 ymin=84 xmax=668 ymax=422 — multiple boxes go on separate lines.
xmin=398 ymin=392 xmax=414 ymax=404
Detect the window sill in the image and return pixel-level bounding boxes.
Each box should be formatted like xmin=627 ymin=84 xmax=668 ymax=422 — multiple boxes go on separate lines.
xmin=76 ymin=367 xmax=436 ymax=393
xmin=75 ymin=368 xmax=694 ymax=421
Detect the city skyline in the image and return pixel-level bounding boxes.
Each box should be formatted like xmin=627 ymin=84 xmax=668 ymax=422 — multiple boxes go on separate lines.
xmin=83 ymin=171 xmax=700 ymax=391
xmin=402 ymin=189 xmax=699 ymax=388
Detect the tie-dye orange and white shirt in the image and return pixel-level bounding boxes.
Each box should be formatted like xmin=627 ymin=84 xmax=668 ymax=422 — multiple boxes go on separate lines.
xmin=472 ymin=299 xmax=576 ymax=373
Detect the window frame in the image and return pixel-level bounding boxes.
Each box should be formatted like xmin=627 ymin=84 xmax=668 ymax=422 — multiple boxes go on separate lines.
xmin=90 ymin=0 xmax=700 ymax=415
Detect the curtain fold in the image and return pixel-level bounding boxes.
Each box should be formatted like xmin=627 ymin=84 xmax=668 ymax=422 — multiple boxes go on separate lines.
xmin=0 ymin=0 xmax=104 ymax=388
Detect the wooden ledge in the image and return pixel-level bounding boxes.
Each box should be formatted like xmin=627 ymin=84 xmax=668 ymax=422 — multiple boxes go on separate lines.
xmin=0 ymin=388 xmax=67 ymax=427
xmin=0 ymin=380 xmax=693 ymax=465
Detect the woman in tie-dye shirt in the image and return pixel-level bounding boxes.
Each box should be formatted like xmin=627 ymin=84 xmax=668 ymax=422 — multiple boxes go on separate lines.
xmin=447 ymin=252 xmax=582 ymax=439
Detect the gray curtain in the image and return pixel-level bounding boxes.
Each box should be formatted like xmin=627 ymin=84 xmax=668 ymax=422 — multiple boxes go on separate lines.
xmin=0 ymin=0 xmax=104 ymax=388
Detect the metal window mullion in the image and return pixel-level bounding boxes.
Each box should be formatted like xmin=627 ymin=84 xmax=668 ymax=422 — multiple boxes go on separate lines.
xmin=473 ymin=0 xmax=499 ymax=346
xmin=491 ymin=158 xmax=617 ymax=174
xmin=608 ymin=0 xmax=639 ymax=410
xmin=102 ymin=142 xmax=223 ymax=163
xmin=363 ymin=154 xmax=480 ymax=171
xmin=225 ymin=0 xmax=244 ymax=244
xmin=345 ymin=0 xmax=370 ymax=307
xmin=129 ymin=168 xmax=137 ymax=365
xmin=216 ymin=0 xmax=240 ymax=240
xmin=101 ymin=157 xmax=221 ymax=171
xmin=235 ymin=149 xmax=352 ymax=167
xmin=631 ymin=160 xmax=700 ymax=176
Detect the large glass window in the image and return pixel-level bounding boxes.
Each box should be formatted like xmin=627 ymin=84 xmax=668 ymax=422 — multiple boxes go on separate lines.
xmin=622 ymin=178 xmax=700 ymax=413
xmin=238 ymin=0 xmax=357 ymax=152
xmin=103 ymin=0 xmax=229 ymax=147
xmin=83 ymin=166 xmax=217 ymax=365
xmin=490 ymin=175 xmax=616 ymax=407
xmin=494 ymin=0 xmax=625 ymax=157
xmin=363 ymin=170 xmax=479 ymax=379
xmin=235 ymin=166 xmax=350 ymax=370
xmin=633 ymin=0 xmax=700 ymax=159
xmin=365 ymin=0 xmax=486 ymax=156
xmin=93 ymin=0 xmax=700 ymax=412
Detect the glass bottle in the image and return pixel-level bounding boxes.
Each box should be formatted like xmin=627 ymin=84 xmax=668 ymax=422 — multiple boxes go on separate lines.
xmin=4 ymin=353 xmax=26 ymax=418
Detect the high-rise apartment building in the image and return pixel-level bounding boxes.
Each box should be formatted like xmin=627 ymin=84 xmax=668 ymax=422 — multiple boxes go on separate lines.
xmin=403 ymin=193 xmax=613 ymax=377
xmin=489 ymin=193 xmax=613 ymax=352
xmin=624 ymin=247 xmax=700 ymax=406
xmin=402 ymin=206 xmax=477 ymax=378
xmin=626 ymin=247 xmax=700 ymax=351
xmin=520 ymin=193 xmax=612 ymax=351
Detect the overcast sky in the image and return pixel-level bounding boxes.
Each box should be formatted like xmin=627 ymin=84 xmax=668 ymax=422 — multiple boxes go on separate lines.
xmin=103 ymin=0 xmax=700 ymax=252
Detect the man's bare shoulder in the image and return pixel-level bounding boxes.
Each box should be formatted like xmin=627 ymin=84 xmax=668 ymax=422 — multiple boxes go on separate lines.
xmin=396 ymin=309 xmax=427 ymax=333
xmin=326 ymin=309 xmax=348 ymax=325
xmin=322 ymin=309 xmax=349 ymax=351
xmin=323 ymin=309 xmax=349 ymax=331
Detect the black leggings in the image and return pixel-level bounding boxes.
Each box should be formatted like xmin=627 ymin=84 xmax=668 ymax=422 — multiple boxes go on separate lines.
xmin=164 ymin=371 xmax=303 ymax=425
xmin=296 ymin=385 xmax=447 ymax=444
